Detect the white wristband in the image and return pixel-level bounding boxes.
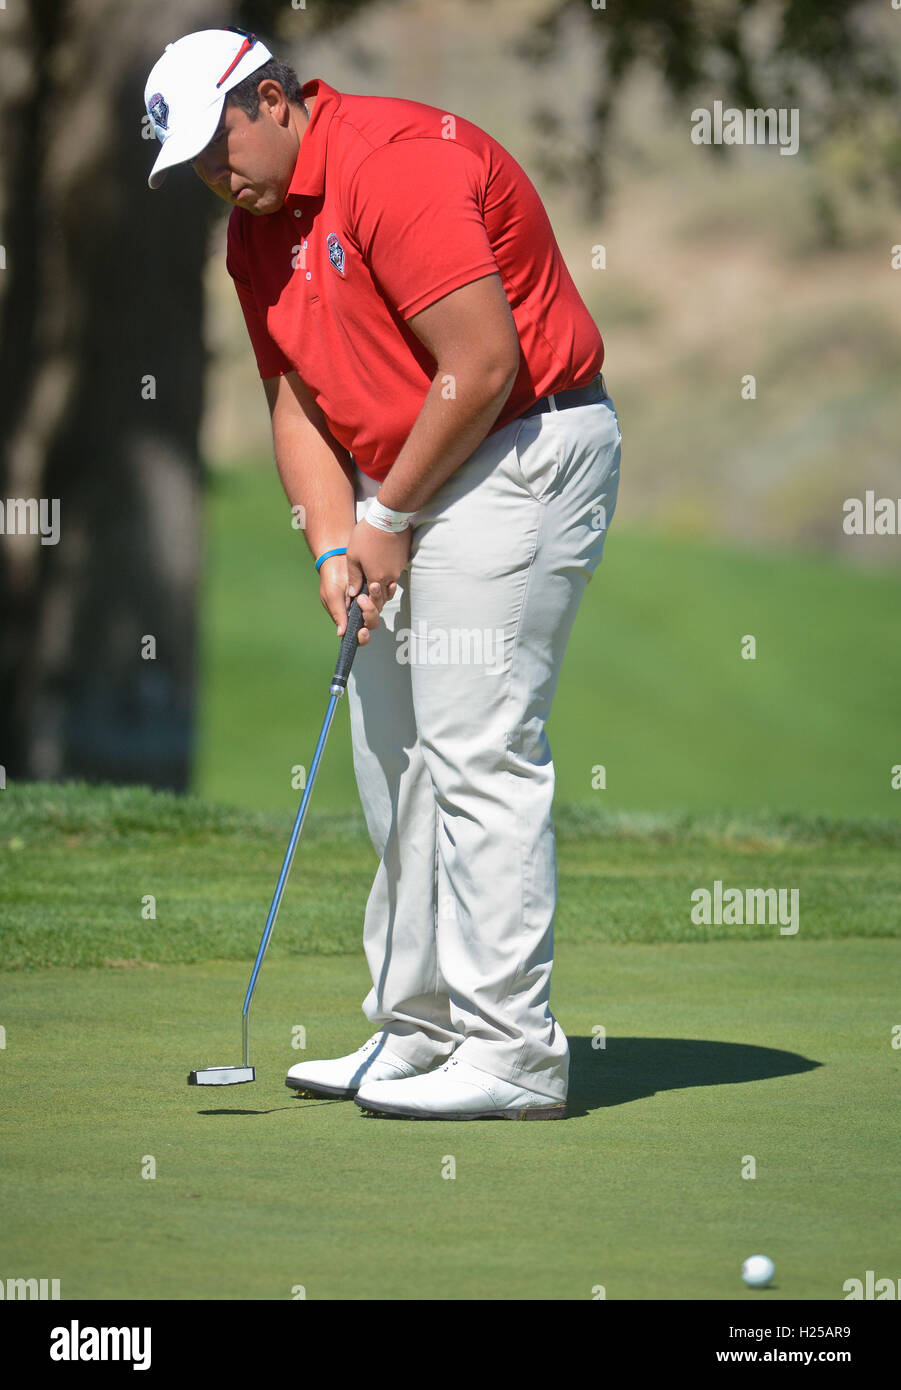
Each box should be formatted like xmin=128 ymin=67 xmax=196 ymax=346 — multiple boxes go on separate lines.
xmin=364 ymin=497 xmax=415 ymax=534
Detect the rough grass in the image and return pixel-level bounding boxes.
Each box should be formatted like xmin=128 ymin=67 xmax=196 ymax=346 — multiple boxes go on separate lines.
xmin=2 ymin=784 xmax=899 ymax=971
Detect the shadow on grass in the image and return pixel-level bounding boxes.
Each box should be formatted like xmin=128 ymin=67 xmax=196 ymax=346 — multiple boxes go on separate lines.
xmin=198 ymin=1099 xmax=346 ymax=1115
xmin=568 ymin=1036 xmax=820 ymax=1120
xmin=198 ymin=1044 xmax=819 ymax=1119
xmin=198 ymin=1108 xmax=293 ymax=1115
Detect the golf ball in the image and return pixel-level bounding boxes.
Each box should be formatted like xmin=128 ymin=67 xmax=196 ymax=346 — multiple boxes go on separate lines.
xmin=742 ymin=1255 xmax=775 ymax=1287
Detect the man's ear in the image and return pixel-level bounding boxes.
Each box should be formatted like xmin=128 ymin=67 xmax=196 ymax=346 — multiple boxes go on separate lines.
xmin=257 ymin=79 xmax=291 ymax=125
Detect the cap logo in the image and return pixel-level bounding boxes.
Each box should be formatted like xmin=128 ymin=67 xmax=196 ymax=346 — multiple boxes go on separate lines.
xmin=327 ymin=233 xmax=346 ymax=277
xmin=148 ymin=92 xmax=169 ymax=137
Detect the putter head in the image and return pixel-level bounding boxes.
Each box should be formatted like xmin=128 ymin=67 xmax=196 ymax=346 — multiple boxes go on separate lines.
xmin=188 ymin=1065 xmax=255 ymax=1086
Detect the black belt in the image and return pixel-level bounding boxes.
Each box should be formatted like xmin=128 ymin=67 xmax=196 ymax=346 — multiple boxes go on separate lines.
xmin=520 ymin=373 xmax=608 ymax=420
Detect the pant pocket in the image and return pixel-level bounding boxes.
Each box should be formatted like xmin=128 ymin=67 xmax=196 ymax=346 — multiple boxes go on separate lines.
xmin=512 ymin=415 xmax=562 ymax=504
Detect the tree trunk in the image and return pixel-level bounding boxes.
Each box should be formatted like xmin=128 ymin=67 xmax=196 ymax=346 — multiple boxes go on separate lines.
xmin=0 ymin=0 xmax=232 ymax=790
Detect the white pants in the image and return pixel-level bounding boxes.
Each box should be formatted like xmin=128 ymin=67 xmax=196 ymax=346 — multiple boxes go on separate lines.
xmin=347 ymin=395 xmax=622 ymax=1100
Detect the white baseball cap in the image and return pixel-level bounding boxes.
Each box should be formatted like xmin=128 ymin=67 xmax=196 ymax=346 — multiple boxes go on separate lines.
xmin=144 ymin=28 xmax=273 ymax=189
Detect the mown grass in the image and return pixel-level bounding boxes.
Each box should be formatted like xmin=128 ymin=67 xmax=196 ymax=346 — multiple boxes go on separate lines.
xmin=2 ymin=941 xmax=899 ymax=1299
xmin=195 ymin=469 xmax=901 ymax=820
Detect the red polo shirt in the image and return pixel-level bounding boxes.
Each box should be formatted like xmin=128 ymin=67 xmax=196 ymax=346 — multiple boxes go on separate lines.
xmin=226 ymin=79 xmax=604 ymax=481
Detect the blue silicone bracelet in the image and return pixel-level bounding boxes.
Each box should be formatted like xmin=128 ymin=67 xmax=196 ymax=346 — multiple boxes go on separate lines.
xmin=315 ymin=547 xmax=347 ymax=572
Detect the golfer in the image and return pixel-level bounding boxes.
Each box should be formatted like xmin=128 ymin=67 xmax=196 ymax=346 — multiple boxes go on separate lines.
xmin=145 ymin=28 xmax=622 ymax=1120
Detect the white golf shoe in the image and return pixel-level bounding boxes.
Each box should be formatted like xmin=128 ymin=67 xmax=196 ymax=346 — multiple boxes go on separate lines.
xmin=354 ymin=1057 xmax=567 ymax=1120
xmin=285 ymin=1033 xmax=425 ymax=1099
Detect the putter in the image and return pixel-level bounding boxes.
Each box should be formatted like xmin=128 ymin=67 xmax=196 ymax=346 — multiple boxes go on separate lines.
xmin=188 ymin=582 xmax=369 ymax=1086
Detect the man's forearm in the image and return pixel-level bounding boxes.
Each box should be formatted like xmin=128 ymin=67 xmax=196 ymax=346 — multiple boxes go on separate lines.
xmin=376 ymin=363 xmax=517 ymax=514
xmin=272 ymin=414 xmax=357 ymax=559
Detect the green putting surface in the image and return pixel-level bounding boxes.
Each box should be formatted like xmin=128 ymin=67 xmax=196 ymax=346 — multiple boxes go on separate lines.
xmin=1 ymin=940 xmax=898 ymax=1300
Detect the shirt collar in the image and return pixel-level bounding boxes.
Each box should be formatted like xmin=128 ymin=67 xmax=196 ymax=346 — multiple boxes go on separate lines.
xmin=286 ymin=79 xmax=341 ymax=199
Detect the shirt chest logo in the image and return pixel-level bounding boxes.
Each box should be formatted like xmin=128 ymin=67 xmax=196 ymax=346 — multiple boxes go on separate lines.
xmin=326 ymin=232 xmax=346 ymax=277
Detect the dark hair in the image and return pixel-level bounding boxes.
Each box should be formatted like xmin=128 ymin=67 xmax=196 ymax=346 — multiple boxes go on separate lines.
xmin=226 ymin=57 xmax=304 ymax=119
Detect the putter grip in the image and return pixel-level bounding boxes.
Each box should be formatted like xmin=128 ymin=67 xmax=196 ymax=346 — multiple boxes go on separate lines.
xmin=332 ymin=580 xmax=370 ymax=688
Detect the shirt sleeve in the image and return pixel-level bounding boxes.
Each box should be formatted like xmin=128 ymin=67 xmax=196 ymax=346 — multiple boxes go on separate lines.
xmin=225 ymin=210 xmax=293 ymax=379
xmin=346 ymin=138 xmax=500 ymax=320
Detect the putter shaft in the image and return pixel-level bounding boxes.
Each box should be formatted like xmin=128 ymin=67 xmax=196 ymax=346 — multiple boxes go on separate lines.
xmin=239 ymin=583 xmax=370 ymax=1068
xmin=240 ymin=687 xmax=341 ymax=1065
